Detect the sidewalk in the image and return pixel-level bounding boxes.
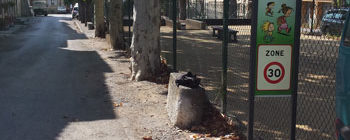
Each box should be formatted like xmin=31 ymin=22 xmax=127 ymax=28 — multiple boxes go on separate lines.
xmin=73 ymin=19 xmax=96 ymax=38
xmin=73 ymin=20 xmax=245 ymax=140
xmin=71 ymin=20 xmax=189 ymax=140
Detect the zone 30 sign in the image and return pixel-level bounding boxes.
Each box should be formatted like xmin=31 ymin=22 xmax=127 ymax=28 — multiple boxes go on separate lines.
xmin=254 ymin=0 xmax=298 ymax=96
xmin=257 ymin=45 xmax=292 ymax=91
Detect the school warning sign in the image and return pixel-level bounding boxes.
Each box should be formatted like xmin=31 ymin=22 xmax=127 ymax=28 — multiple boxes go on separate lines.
xmin=255 ymin=0 xmax=297 ymax=96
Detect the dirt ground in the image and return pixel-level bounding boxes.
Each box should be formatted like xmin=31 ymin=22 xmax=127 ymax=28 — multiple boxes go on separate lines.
xmin=77 ymin=36 xmax=190 ymax=139
xmin=81 ymin=37 xmax=247 ymax=140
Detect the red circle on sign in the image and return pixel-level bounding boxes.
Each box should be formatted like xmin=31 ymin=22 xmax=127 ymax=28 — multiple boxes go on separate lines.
xmin=263 ymin=62 xmax=285 ymax=84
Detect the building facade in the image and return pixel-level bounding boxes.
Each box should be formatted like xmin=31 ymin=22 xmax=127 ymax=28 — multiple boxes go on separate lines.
xmin=301 ymin=0 xmax=334 ymax=28
xmin=0 ymin=0 xmax=31 ymax=30
xmin=47 ymin=0 xmax=64 ymax=13
xmin=187 ymin=0 xmax=252 ymax=19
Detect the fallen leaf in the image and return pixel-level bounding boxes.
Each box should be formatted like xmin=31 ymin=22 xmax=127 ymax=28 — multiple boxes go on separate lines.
xmin=190 ymin=134 xmax=199 ymax=139
xmin=142 ymin=136 xmax=152 ymax=140
xmin=113 ymin=102 xmax=123 ymax=107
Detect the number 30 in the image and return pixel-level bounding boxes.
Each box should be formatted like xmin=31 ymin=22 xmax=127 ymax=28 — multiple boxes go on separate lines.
xmin=268 ymin=69 xmax=281 ymax=78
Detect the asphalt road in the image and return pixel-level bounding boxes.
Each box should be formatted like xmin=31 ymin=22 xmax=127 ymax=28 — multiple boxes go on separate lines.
xmin=0 ymin=15 xmax=119 ymax=140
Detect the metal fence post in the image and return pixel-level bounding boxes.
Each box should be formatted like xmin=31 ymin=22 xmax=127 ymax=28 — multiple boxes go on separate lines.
xmin=221 ymin=0 xmax=228 ymax=114
xmin=215 ymin=0 xmax=217 ymax=19
xmin=172 ymin=0 xmax=177 ymax=71
xmin=128 ymin=0 xmax=131 ymax=44
xmin=187 ymin=0 xmax=189 ymax=19
xmin=195 ymin=0 xmax=197 ymax=18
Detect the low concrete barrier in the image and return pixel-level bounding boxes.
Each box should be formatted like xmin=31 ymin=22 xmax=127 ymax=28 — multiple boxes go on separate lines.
xmin=182 ymin=19 xmax=206 ymax=30
xmin=166 ymin=73 xmax=209 ymax=129
xmin=162 ymin=17 xmax=206 ymax=30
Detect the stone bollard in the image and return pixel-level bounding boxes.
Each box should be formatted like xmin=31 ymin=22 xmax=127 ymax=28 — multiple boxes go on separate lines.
xmin=166 ymin=73 xmax=209 ymax=129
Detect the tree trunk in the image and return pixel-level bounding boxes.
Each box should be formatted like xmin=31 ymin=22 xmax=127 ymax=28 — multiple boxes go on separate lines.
xmin=179 ymin=0 xmax=186 ymax=20
xmin=88 ymin=0 xmax=94 ymax=22
xmin=109 ymin=0 xmax=124 ymax=50
xmin=78 ymin=1 xmax=85 ymax=23
xmin=86 ymin=0 xmax=92 ymax=23
xmin=85 ymin=1 xmax=89 ymax=26
xmin=200 ymin=0 xmax=204 ymax=18
xmin=85 ymin=0 xmax=91 ymax=26
xmin=130 ymin=0 xmax=161 ymax=81
xmin=95 ymin=0 xmax=105 ymax=37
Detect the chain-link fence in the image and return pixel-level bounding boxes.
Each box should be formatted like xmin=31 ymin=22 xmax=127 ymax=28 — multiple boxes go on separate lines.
xmin=119 ymin=0 xmax=349 ymax=139
xmin=158 ymin=0 xmax=349 ymax=140
xmin=296 ymin=3 xmax=342 ymax=140
xmin=224 ymin=2 xmax=347 ymax=140
xmin=247 ymin=3 xmax=345 ymax=139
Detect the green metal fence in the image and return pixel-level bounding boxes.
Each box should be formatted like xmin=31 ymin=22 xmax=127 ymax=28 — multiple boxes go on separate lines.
xmin=125 ymin=0 xmax=348 ymax=139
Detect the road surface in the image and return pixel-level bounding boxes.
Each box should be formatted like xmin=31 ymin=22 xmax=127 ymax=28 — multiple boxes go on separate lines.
xmin=0 ymin=14 xmax=121 ymax=140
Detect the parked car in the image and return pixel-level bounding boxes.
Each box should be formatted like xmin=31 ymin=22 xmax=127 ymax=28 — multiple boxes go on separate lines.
xmin=321 ymin=8 xmax=350 ymax=36
xmin=57 ymin=6 xmax=67 ymax=14
xmin=336 ymin=9 xmax=350 ymax=140
xmin=32 ymin=0 xmax=48 ymax=16
xmin=72 ymin=4 xmax=79 ymax=19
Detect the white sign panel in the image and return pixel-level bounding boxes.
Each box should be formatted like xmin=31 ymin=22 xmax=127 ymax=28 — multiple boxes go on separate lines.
xmin=257 ymin=45 xmax=292 ymax=91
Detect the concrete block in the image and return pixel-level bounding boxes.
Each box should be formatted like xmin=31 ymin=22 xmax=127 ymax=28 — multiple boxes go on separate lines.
xmin=164 ymin=18 xmax=207 ymax=30
xmin=183 ymin=19 xmax=207 ymax=30
xmin=167 ymin=73 xmax=209 ymax=129
xmin=88 ymin=22 xmax=94 ymax=30
xmin=163 ymin=18 xmax=183 ymax=29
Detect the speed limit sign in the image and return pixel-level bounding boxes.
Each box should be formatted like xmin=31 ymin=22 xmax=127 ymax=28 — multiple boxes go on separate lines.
xmin=257 ymin=45 xmax=292 ymax=91
xmin=263 ymin=62 xmax=285 ymax=84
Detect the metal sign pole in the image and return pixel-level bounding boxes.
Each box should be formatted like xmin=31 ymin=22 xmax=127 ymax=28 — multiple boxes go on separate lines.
xmin=128 ymin=0 xmax=131 ymax=44
xmin=172 ymin=0 xmax=177 ymax=71
xmin=291 ymin=0 xmax=302 ymax=139
xmin=248 ymin=0 xmax=258 ymax=139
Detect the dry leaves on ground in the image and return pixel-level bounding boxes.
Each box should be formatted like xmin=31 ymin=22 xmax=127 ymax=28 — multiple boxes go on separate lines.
xmin=190 ymin=105 xmax=246 ymax=140
xmin=113 ymin=102 xmax=123 ymax=107
xmin=142 ymin=136 xmax=152 ymax=140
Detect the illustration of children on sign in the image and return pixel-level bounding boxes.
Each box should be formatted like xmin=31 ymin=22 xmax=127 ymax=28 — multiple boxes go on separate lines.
xmin=277 ymin=4 xmax=293 ymax=35
xmin=265 ymin=2 xmax=275 ymax=17
xmin=262 ymin=21 xmax=275 ymax=42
